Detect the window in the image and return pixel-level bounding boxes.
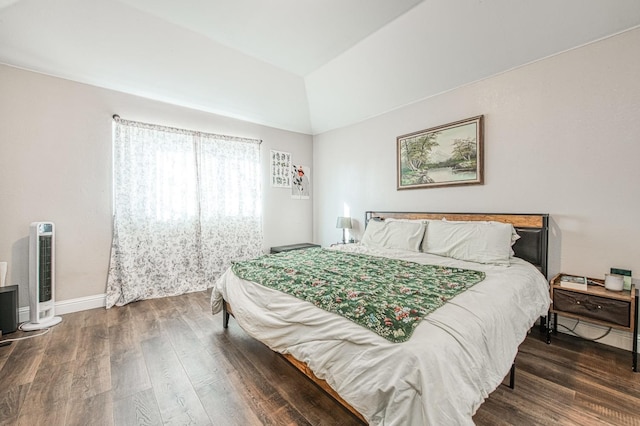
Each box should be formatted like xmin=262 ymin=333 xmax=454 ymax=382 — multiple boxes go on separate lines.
xmin=106 ymin=118 xmax=263 ymax=308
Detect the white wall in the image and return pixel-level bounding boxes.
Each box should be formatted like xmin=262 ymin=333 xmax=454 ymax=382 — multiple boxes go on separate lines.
xmin=0 ymin=65 xmax=313 ymax=307
xmin=314 ymin=28 xmax=640 ymax=288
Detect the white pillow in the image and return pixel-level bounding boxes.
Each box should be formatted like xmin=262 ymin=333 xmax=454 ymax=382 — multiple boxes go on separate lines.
xmin=440 ymin=218 xmax=520 ymax=244
xmin=385 ymin=217 xmax=520 ymax=253
xmin=509 ymin=227 xmax=520 ymax=257
xmin=361 ymin=220 xmax=426 ymax=252
xmin=423 ymin=220 xmax=513 ymax=265
xmin=385 ymin=218 xmax=434 ymax=252
xmin=361 ymin=219 xmax=387 ymax=247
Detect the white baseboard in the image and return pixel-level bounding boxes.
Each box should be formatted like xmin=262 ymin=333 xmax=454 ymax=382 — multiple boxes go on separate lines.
xmin=19 ymin=293 xmax=106 ymax=323
xmin=555 ymin=315 xmax=638 ymax=352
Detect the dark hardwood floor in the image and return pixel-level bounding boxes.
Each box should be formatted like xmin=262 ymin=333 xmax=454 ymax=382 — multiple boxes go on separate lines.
xmin=0 ymin=290 xmax=638 ymax=425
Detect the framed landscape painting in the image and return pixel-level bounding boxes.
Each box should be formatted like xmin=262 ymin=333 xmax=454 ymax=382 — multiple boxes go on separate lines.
xmin=397 ymin=115 xmax=484 ymax=190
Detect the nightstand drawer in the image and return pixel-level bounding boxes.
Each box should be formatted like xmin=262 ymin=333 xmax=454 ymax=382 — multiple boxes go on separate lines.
xmin=553 ymin=289 xmax=630 ymax=327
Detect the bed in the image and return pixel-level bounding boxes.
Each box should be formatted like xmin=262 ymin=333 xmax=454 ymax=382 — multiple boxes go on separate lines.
xmin=211 ymin=211 xmax=550 ymax=425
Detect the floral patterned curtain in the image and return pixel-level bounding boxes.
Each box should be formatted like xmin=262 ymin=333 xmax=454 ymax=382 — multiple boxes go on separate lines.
xmin=106 ymin=118 xmax=263 ymax=308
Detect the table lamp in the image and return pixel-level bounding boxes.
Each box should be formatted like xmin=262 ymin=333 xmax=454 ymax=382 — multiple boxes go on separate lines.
xmin=336 ymin=216 xmax=352 ymax=244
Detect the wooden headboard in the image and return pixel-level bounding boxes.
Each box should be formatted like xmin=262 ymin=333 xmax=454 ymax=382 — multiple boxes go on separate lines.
xmin=365 ymin=211 xmax=549 ymax=277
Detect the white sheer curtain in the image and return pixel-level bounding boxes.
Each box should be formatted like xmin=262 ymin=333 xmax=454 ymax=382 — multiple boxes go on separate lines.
xmin=106 ymin=118 xmax=262 ymax=308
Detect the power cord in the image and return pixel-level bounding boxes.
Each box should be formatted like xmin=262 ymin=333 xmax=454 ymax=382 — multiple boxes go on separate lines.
xmin=556 ymin=319 xmax=612 ymax=341
xmin=0 ymin=325 xmax=52 ymax=347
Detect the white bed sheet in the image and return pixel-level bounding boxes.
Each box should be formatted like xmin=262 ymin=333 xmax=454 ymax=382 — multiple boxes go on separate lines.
xmin=211 ymin=244 xmax=550 ymax=425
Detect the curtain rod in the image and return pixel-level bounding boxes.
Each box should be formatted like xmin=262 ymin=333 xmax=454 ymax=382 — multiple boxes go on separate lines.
xmin=111 ymin=114 xmax=262 ymax=144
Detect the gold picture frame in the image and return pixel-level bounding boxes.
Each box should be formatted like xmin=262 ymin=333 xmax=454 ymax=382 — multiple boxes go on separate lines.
xmin=397 ymin=115 xmax=484 ymax=190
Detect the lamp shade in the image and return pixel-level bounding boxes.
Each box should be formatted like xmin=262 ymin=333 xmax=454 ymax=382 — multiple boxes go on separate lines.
xmin=336 ymin=216 xmax=352 ymax=229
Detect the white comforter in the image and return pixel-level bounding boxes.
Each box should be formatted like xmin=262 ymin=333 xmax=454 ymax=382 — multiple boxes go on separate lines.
xmin=211 ymin=244 xmax=550 ymax=425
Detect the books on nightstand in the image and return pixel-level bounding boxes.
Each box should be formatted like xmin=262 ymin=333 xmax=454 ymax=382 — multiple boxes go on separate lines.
xmin=559 ymin=274 xmax=588 ymax=291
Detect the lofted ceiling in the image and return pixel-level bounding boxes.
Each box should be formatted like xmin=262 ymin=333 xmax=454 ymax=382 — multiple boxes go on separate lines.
xmin=1 ymin=0 xmax=639 ymax=135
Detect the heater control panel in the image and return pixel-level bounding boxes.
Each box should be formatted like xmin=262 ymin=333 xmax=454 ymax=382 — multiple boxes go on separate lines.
xmin=38 ymin=223 xmax=53 ymax=234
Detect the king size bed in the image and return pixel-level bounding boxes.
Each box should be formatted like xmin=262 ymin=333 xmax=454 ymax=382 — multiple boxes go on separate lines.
xmin=211 ymin=211 xmax=550 ymax=425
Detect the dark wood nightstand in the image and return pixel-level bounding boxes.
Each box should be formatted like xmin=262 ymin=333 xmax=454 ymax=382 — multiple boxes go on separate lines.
xmin=270 ymin=243 xmax=320 ymax=254
xmin=548 ymin=273 xmax=638 ymax=372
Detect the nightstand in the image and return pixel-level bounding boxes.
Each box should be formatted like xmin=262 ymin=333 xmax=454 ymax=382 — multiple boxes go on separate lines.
xmin=270 ymin=243 xmax=320 ymax=254
xmin=548 ymin=273 xmax=638 ymax=372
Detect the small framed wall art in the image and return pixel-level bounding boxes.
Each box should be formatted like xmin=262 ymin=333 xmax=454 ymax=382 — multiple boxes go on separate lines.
xmin=270 ymin=150 xmax=292 ymax=187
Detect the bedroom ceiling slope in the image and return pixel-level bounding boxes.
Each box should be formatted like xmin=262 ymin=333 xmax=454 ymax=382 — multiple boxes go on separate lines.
xmin=306 ymin=0 xmax=640 ymax=134
xmin=0 ymin=0 xmax=639 ymax=135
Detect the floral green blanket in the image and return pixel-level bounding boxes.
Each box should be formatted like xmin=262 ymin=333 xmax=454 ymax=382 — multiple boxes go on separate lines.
xmin=231 ymin=248 xmax=485 ymax=343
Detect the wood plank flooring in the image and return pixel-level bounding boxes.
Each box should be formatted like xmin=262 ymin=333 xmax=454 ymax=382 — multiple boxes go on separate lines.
xmin=0 ymin=290 xmax=638 ymax=425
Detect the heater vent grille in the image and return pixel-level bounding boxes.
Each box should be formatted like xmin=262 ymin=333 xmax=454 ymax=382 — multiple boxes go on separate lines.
xmin=38 ymin=235 xmax=52 ymax=303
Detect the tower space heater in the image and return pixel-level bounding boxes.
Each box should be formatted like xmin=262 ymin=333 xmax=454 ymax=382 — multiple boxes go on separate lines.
xmin=22 ymin=222 xmax=61 ymax=331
